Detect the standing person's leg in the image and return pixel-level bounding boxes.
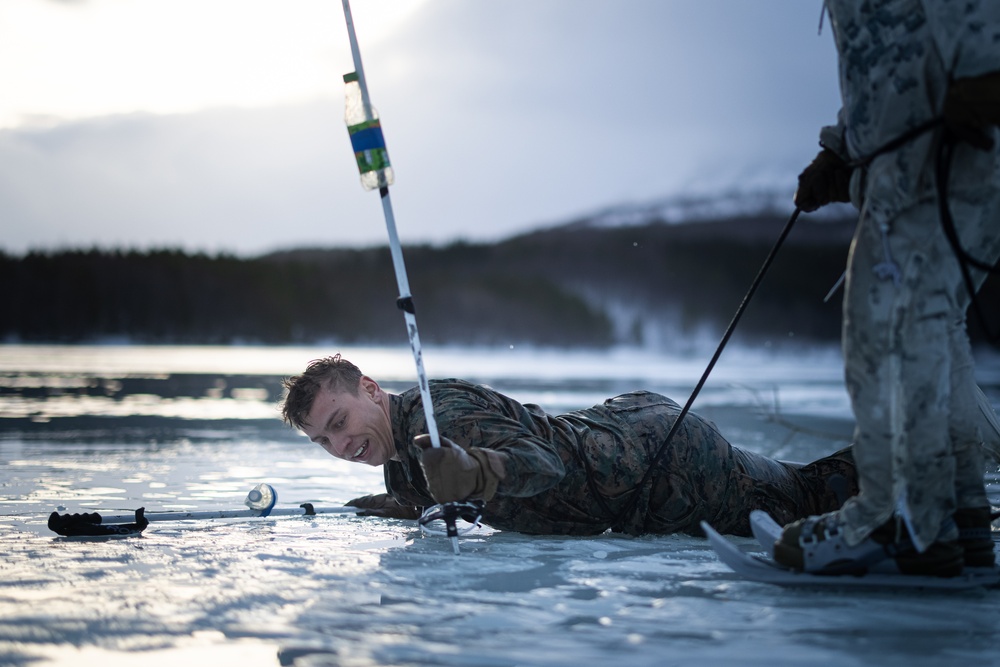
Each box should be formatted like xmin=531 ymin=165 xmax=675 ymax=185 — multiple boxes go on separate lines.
xmin=949 ymin=322 xmax=996 ymax=566
xmin=775 ymin=198 xmax=964 ymax=574
xmin=940 ymin=192 xmax=1000 ymax=566
xmin=838 ymin=202 xmax=958 ymax=551
xmin=776 ymin=176 xmax=1000 ymax=573
xmin=976 ymin=385 xmax=1000 ymax=464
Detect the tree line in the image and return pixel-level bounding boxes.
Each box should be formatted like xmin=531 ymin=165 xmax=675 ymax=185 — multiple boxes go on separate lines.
xmin=3 ymin=212 xmax=998 ymax=349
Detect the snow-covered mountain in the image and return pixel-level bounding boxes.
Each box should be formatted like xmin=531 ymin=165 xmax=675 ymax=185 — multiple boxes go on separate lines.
xmin=560 ymin=188 xmax=856 ymax=230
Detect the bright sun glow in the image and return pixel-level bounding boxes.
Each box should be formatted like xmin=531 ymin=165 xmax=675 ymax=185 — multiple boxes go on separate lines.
xmin=0 ymin=0 xmax=427 ymax=129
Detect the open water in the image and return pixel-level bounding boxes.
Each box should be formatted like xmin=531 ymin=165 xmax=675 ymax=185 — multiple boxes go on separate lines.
xmin=2 ymin=343 xmax=1000 ymax=667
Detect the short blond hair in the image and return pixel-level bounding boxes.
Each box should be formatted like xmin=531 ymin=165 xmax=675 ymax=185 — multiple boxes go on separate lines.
xmin=280 ymin=353 xmax=363 ymax=429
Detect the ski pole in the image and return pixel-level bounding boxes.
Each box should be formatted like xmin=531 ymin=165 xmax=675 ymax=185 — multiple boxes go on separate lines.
xmin=46 ymin=484 xmax=358 ymax=536
xmin=50 ymin=504 xmax=358 ymax=529
xmin=340 ymin=0 xmax=459 ymax=555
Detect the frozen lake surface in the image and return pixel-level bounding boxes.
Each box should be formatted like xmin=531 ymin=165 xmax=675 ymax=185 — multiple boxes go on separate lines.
xmin=2 ymin=344 xmax=1000 ymax=667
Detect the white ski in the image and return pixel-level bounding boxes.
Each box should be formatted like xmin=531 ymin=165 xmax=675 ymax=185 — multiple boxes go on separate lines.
xmin=703 ymin=519 xmax=1000 ymax=590
xmin=749 ymin=510 xmax=783 ymax=557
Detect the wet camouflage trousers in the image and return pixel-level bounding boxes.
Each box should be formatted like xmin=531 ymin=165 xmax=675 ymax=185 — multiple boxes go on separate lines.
xmin=384 ymin=381 xmax=858 ymax=537
xmin=601 ymin=392 xmax=858 ymax=537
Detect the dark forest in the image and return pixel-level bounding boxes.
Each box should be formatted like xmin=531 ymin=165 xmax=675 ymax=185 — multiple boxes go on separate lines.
xmin=4 ymin=211 xmax=999 ymax=350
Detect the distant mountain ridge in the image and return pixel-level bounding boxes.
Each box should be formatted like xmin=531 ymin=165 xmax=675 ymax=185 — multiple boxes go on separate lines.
xmin=4 ymin=191 xmax=998 ymax=349
xmin=520 ymin=188 xmax=858 ymax=249
xmin=555 ymin=188 xmax=857 ymax=230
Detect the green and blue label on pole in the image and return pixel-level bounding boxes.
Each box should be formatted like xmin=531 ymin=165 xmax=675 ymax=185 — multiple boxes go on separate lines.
xmin=344 ymin=71 xmax=394 ymax=191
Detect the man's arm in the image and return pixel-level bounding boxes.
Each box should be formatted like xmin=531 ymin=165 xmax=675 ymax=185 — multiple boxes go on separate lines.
xmin=345 ymin=493 xmax=422 ymax=519
xmin=404 ymin=382 xmax=568 ymax=502
xmin=794 ymin=113 xmax=853 ymax=212
xmin=413 ymin=434 xmax=506 ymax=504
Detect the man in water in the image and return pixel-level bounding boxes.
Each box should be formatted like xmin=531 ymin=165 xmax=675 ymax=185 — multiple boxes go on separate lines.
xmin=281 ymin=354 xmax=858 ymax=536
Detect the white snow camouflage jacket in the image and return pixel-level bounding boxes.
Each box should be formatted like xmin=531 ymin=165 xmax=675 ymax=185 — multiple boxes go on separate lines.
xmin=819 ymin=0 xmax=1000 ymax=211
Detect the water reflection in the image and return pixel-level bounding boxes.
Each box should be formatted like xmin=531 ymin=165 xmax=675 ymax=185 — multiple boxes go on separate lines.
xmin=0 ymin=343 xmax=862 ymax=431
xmin=2 ymin=342 xmax=999 ymax=453
xmin=1 ymin=372 xmax=282 ymax=418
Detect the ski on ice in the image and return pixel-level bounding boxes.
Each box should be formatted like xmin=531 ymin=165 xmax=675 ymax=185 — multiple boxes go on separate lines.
xmin=748 ymin=509 xmax=786 ymax=558
xmin=703 ymin=513 xmax=1000 ymax=590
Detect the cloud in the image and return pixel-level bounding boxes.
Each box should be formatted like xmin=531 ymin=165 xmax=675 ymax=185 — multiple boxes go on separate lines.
xmin=1 ymin=0 xmax=843 ymax=256
xmin=0 ymin=102 xmax=367 ymax=255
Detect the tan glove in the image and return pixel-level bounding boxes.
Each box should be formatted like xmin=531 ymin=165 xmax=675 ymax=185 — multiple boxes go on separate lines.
xmin=793 ymin=148 xmax=853 ymax=213
xmin=345 ymin=493 xmax=422 ymax=520
xmin=943 ymin=70 xmax=1000 ymax=150
xmin=413 ymin=434 xmax=505 ymax=503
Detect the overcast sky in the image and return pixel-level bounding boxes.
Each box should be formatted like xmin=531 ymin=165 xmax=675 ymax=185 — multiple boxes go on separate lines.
xmin=1 ymin=0 xmax=841 ymax=256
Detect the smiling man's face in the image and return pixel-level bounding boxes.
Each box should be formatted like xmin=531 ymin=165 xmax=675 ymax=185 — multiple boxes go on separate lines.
xmin=301 ymin=376 xmax=396 ymax=467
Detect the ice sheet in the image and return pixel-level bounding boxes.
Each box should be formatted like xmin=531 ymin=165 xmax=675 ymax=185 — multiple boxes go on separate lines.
xmin=2 ymin=344 xmax=999 ymax=667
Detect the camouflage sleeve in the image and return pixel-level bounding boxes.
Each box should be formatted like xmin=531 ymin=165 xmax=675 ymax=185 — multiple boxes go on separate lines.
xmin=455 ymin=412 xmax=567 ymax=498
xmin=820 ymin=108 xmax=863 ymax=204
xmin=404 ymin=383 xmax=567 ymax=498
xmin=819 ymin=111 xmax=849 ymax=161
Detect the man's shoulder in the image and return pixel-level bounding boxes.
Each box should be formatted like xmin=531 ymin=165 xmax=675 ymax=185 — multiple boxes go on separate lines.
xmin=397 ymin=379 xmax=482 ymax=400
xmin=429 ymin=379 xmax=511 ymax=406
xmin=604 ymin=390 xmax=678 ymax=408
xmin=429 ymin=378 xmax=478 ymax=389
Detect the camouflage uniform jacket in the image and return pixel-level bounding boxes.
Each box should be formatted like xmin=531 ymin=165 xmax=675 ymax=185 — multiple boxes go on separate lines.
xmin=383 ymin=380 xmax=856 ymax=536
xmin=820 ymin=0 xmax=1000 ymax=212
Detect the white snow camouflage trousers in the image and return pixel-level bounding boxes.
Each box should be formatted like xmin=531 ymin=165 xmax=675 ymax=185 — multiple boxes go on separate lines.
xmin=838 ymin=187 xmax=1000 ymax=551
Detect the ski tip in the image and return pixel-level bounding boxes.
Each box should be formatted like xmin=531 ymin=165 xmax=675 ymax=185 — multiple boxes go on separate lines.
xmin=749 ymin=510 xmax=783 ymax=557
xmin=702 ymin=520 xmax=1000 ymax=590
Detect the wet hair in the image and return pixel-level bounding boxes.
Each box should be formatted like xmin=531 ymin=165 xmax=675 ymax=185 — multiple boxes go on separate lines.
xmin=280 ymin=354 xmax=364 ymax=429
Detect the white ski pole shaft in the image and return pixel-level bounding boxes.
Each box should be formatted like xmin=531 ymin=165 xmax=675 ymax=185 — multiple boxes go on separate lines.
xmin=380 ymin=190 xmax=444 ymax=451
xmin=340 ymin=0 xmax=442 ymax=452
xmin=93 ymin=505 xmax=358 ymax=524
xmin=341 ymin=0 xmax=373 ymax=112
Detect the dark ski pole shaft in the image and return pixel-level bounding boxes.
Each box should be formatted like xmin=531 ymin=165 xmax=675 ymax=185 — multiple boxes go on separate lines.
xmin=614 ymin=207 xmax=803 ymax=527
xmin=340 ymin=0 xmax=458 ymax=554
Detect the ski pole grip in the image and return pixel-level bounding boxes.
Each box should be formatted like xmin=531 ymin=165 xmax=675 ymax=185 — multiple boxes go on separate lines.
xmin=47 ymin=508 xmax=149 ymax=537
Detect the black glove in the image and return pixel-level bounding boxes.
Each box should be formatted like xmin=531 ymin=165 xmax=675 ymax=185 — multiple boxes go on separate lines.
xmin=794 ymin=148 xmax=853 ymax=213
xmin=943 ymin=70 xmax=1000 ymax=150
xmin=413 ymin=434 xmax=504 ymax=503
xmin=345 ymin=493 xmax=422 ymax=520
